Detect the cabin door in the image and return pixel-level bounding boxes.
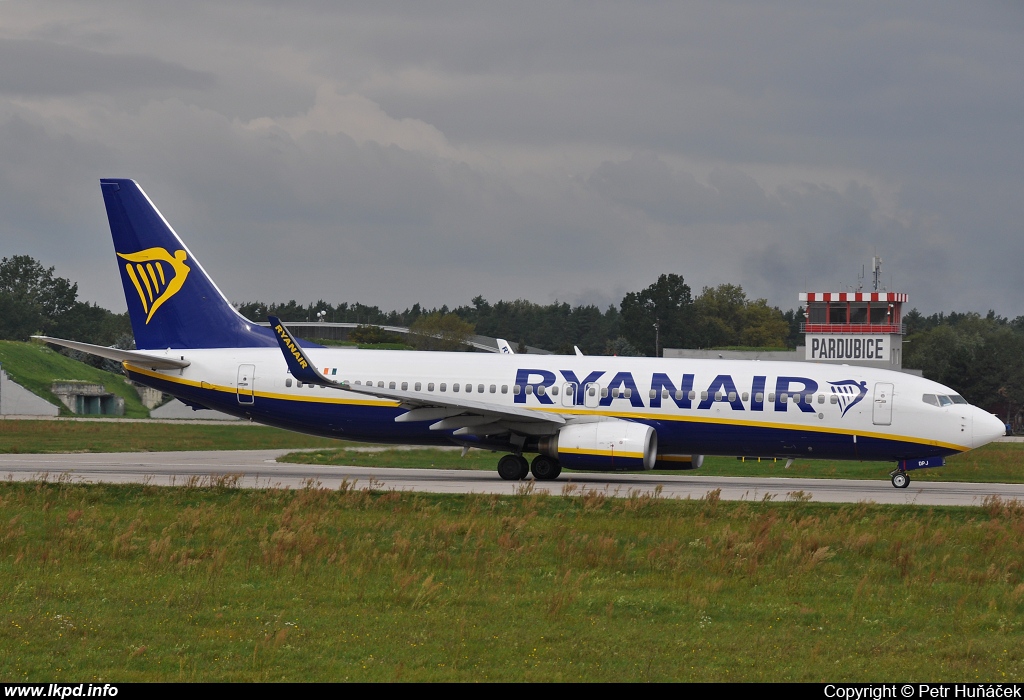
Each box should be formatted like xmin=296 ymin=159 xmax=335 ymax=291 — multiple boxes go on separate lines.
xmin=237 ymin=364 xmax=255 ymax=405
xmin=872 ymin=382 xmax=893 ymax=426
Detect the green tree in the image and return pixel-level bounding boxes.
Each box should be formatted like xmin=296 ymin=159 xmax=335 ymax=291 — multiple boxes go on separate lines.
xmin=0 ymin=255 xmax=79 ymax=340
xmin=620 ymin=274 xmax=693 ymax=356
xmin=409 ymin=313 xmax=475 ymax=351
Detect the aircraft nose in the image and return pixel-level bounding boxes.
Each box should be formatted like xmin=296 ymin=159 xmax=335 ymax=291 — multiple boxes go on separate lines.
xmin=973 ymin=408 xmax=1006 ymax=449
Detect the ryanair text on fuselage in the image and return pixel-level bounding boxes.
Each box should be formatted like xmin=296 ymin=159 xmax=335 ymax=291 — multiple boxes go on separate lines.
xmin=512 ymin=368 xmax=866 ymax=415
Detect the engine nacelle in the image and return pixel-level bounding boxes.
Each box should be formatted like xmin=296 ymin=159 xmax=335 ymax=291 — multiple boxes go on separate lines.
xmin=653 ymin=454 xmax=704 ymax=470
xmin=539 ymin=421 xmax=657 ymax=471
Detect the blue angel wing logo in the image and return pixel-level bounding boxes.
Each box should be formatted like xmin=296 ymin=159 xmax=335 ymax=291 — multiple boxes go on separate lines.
xmin=829 ymin=380 xmax=868 ymax=417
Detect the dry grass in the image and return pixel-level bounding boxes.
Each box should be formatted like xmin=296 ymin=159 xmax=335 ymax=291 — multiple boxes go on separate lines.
xmin=1 ymin=480 xmax=1023 ymax=681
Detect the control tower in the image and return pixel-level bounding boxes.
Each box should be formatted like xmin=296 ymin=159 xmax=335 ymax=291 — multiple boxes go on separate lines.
xmin=799 ymin=257 xmax=906 ymax=369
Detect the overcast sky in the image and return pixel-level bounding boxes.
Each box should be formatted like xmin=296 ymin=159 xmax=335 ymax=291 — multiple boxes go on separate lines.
xmin=1 ymin=1 xmax=1022 ymax=319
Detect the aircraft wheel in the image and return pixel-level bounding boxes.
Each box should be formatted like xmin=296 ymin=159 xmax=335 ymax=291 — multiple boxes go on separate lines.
xmin=515 ymin=455 xmax=530 ymax=480
xmin=891 ymin=472 xmax=909 ymax=489
xmin=531 ymin=455 xmax=562 ymax=481
xmin=498 ymin=454 xmax=525 ymax=481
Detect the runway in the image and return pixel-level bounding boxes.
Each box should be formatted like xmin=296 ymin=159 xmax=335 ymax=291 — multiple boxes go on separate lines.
xmin=1 ymin=449 xmax=1022 ymax=507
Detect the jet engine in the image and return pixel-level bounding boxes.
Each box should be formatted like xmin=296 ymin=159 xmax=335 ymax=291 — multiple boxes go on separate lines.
xmin=538 ymin=421 xmax=657 ymax=471
xmin=653 ymin=454 xmax=704 ymax=470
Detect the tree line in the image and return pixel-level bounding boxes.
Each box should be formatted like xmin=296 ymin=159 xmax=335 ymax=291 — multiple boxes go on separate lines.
xmin=3 ymin=255 xmax=1021 ymax=422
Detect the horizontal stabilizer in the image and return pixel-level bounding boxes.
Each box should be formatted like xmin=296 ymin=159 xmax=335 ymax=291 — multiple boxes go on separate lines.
xmin=33 ymin=336 xmax=191 ymax=370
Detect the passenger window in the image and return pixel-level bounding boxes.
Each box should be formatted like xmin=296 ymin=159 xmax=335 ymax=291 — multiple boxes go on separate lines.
xmin=537 ymin=386 xmax=545 ymax=396
xmin=478 ymin=384 xmax=485 ymax=393
xmin=401 ymin=382 xmax=408 ymax=390
xmin=688 ymin=391 xmax=696 ymax=401
xmin=440 ymin=383 xmax=447 ymax=392
xmin=741 ymin=392 xmax=748 ymax=402
xmin=701 ymin=391 xmax=708 ymax=401
xmin=649 ymin=390 xmax=657 ymax=399
xmin=601 ymin=388 xmax=608 ymax=398
xmin=490 ymin=384 xmax=496 ymax=393
xmin=513 ymin=385 xmax=521 ymax=395
xmin=830 ymin=395 xmax=838 ymax=404
xmin=427 ymin=383 xmax=434 ymax=392
xmin=414 ymin=382 xmax=421 ymax=391
xmin=611 ymin=388 xmax=620 ymax=398
xmin=674 ymin=390 xmax=683 ymax=401
xmin=714 ymin=392 xmax=723 ymax=401
xmin=589 ymin=387 xmax=597 ymax=397
xmin=297 ymin=381 xmax=303 ymax=388
xmin=389 ymin=382 xmax=396 ymax=389
xmin=377 ymin=381 xmax=384 ymax=388
xmin=285 ymin=378 xmax=292 ymax=387
xmin=755 ymin=392 xmax=763 ymax=403
xmin=354 ymin=380 xmax=361 ymax=385
xmin=817 ymin=394 xmax=824 ymax=404
xmin=780 ymin=393 xmax=788 ymax=403
xmin=453 ymin=383 xmax=460 ymax=392
xmin=768 ymin=393 xmax=776 ymax=402
xmin=728 ymin=392 xmax=736 ymax=402
xmin=624 ymin=388 xmax=632 ymax=398
xmin=551 ymin=386 xmax=559 ymax=396
xmin=526 ymin=385 xmax=534 ymax=395
xmin=502 ymin=385 xmax=508 ymax=394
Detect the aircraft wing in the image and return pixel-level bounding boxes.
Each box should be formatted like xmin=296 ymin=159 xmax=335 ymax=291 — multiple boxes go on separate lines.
xmin=268 ymin=317 xmax=564 ymax=434
xmin=32 ymin=336 xmax=191 ymax=370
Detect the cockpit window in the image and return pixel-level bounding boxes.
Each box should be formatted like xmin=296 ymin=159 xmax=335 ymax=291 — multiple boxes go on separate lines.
xmin=922 ymin=394 xmax=940 ymax=407
xmin=950 ymin=395 xmax=968 ymax=404
xmin=938 ymin=395 xmax=953 ymax=407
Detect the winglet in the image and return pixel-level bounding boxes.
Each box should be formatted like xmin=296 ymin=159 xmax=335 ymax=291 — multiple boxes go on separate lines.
xmin=496 ymin=338 xmax=515 ymax=354
xmin=268 ymin=316 xmax=335 ymax=386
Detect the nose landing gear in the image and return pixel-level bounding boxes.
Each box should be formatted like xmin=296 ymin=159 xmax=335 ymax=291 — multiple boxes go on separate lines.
xmin=889 ymin=467 xmax=910 ymax=488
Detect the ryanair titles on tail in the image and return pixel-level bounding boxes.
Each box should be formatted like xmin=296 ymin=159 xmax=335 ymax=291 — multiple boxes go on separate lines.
xmin=513 ymin=368 xmax=868 ymax=416
xmin=273 ymin=324 xmax=308 ymax=370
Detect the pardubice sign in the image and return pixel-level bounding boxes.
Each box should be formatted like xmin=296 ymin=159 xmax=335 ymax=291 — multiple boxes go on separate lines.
xmin=806 ymin=334 xmax=890 ymax=362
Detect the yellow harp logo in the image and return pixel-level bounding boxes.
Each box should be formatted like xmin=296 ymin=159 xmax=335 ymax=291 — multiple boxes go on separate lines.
xmin=117 ymin=248 xmax=191 ymax=324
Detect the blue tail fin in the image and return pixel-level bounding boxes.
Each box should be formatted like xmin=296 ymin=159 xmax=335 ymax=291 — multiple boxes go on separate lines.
xmin=101 ymin=179 xmax=280 ymax=349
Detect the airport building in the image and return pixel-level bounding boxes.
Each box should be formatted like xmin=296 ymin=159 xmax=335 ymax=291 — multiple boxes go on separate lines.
xmin=666 ymin=258 xmax=917 ymax=373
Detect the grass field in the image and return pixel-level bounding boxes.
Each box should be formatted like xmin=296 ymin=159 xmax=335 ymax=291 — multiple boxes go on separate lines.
xmin=0 ymin=420 xmax=347 ymax=454
xmin=281 ymin=441 xmax=1024 ymax=484
xmin=0 ymin=342 xmax=150 ymax=418
xmin=1 ymin=480 xmax=1022 ymax=681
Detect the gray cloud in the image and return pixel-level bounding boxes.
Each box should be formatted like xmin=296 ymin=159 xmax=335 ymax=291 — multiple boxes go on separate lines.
xmin=0 ymin=1 xmax=1021 ymax=320
xmin=0 ymin=39 xmax=214 ymax=96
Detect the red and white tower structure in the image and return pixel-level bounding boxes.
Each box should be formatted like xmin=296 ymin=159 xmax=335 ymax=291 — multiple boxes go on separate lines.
xmin=799 ymin=257 xmax=907 ymax=369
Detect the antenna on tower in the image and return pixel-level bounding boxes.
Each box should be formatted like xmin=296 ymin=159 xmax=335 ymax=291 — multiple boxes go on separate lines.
xmin=871 ymin=255 xmax=882 ymax=292
xmin=856 ymin=265 xmax=865 ymax=293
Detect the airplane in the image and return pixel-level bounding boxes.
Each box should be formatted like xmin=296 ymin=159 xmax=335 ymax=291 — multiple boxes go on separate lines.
xmin=36 ymin=179 xmax=1006 ymax=489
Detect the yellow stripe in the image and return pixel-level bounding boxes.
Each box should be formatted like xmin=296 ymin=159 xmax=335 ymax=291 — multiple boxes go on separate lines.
xmin=125 ymin=364 xmax=969 ymax=453
xmin=156 ymin=261 xmax=165 ymax=285
xmin=146 ymin=263 xmax=161 ymax=293
xmin=125 ymin=364 xmax=398 ymax=407
xmin=525 ymin=405 xmax=969 ymax=452
xmin=137 ymin=263 xmax=154 ymax=302
xmin=124 ymin=264 xmax=149 ymax=313
xmin=560 ymin=447 xmax=645 ymax=459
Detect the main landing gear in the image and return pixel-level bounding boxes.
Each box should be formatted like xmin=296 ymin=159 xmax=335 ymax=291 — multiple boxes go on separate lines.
xmin=496 ymin=454 xmax=562 ymax=481
xmin=497 ymin=454 xmax=529 ymax=481
xmin=889 ymin=467 xmax=910 ymax=489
